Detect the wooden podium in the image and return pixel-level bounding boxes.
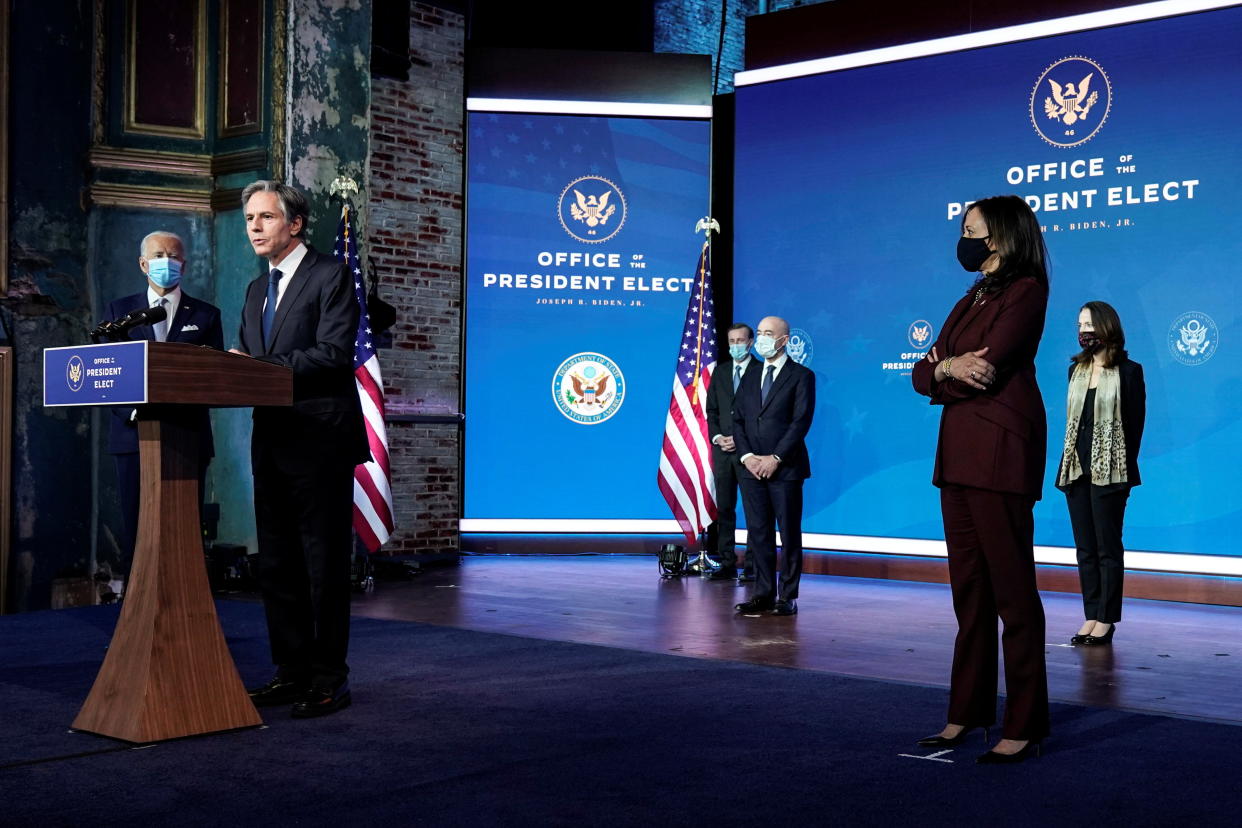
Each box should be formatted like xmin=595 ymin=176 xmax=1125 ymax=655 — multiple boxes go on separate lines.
xmin=47 ymin=342 xmax=292 ymax=743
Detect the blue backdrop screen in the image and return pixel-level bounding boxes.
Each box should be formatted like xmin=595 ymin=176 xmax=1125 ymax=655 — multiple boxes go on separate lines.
xmin=465 ymin=114 xmax=711 ymax=520
xmin=734 ymin=7 xmax=1242 ymax=556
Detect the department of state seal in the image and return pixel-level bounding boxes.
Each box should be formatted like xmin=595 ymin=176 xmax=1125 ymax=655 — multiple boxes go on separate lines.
xmin=552 ymin=352 xmax=626 ymax=424
xmin=1168 ymin=311 xmax=1218 ymax=366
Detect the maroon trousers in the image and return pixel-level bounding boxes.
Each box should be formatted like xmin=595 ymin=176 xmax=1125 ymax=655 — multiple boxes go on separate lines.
xmin=940 ymin=485 xmax=1050 ymax=741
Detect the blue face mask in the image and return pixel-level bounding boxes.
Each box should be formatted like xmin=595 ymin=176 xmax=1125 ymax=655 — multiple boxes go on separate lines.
xmin=728 ymin=343 xmax=751 ymax=361
xmin=147 ymin=257 xmax=182 ymax=289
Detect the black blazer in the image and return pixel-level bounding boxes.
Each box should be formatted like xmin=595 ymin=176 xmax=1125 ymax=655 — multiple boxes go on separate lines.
xmin=706 ymin=358 xmax=763 ymax=467
xmin=731 ymin=357 xmax=815 ymax=481
xmin=105 ymin=289 xmax=224 ymax=456
xmin=1063 ymin=357 xmax=1146 ymax=487
xmin=238 ymin=245 xmax=369 ymax=468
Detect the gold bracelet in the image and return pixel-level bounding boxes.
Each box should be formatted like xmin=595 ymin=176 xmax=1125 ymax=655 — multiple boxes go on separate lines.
xmin=942 ymin=356 xmax=955 ymax=380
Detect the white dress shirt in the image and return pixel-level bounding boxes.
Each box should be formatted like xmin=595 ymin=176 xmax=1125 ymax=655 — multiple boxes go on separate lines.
xmin=146 ymin=284 xmax=182 ymax=341
xmin=739 ymin=351 xmax=792 ymax=465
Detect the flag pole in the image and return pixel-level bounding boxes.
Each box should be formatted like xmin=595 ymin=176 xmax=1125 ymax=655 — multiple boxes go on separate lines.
xmin=690 ymin=216 xmax=721 ymax=575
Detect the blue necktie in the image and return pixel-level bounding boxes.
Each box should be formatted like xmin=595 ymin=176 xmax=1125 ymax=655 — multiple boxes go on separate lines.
xmin=261 ymin=268 xmax=283 ymax=347
xmin=733 ymin=364 xmax=742 ymax=392
xmin=761 ymin=365 xmax=775 ymax=403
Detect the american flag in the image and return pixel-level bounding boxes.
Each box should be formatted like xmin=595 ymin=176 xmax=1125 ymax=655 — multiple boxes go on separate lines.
xmin=334 ymin=205 xmax=395 ymax=552
xmin=658 ymin=240 xmax=717 ymax=546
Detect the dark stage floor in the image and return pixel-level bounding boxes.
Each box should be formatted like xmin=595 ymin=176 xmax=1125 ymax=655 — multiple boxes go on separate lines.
xmin=352 ymin=554 xmax=1242 ymax=724
xmin=7 ymin=556 xmax=1242 ymax=826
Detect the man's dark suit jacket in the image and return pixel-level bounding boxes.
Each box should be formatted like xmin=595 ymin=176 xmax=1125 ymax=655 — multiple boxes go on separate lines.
xmin=237 ymin=245 xmax=369 ymax=468
xmin=106 ymin=289 xmax=224 ymax=456
xmin=705 ymin=358 xmax=763 ymax=469
xmin=731 ymin=357 xmax=816 ymax=481
xmin=912 ymin=275 xmax=1049 ymax=498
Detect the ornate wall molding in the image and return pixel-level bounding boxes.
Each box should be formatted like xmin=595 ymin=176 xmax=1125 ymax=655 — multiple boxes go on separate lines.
xmin=88 ymin=182 xmax=214 ymax=213
xmin=219 ymin=0 xmax=264 ymax=138
xmin=88 ymin=146 xmax=267 ymax=178
xmin=271 ymin=0 xmax=288 ymax=179
xmin=123 ymin=0 xmax=208 ymax=139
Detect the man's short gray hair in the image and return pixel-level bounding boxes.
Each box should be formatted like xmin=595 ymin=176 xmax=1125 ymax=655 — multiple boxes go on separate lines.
xmin=139 ymin=231 xmax=186 ymax=258
xmin=241 ymin=180 xmax=310 ymax=237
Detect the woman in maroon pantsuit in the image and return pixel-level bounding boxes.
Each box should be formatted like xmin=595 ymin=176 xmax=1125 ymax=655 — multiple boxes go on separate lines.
xmin=911 ymin=195 xmax=1051 ymax=764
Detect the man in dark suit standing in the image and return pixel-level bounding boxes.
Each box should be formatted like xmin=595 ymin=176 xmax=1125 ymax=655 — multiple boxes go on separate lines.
xmin=732 ymin=316 xmax=815 ymax=617
xmin=107 ymin=231 xmax=223 ymax=579
xmin=705 ymin=323 xmax=761 ymax=581
xmin=232 ymin=181 xmax=369 ymax=718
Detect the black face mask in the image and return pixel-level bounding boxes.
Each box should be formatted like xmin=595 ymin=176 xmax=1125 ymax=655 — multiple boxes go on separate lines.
xmin=956 ymin=236 xmax=992 ymax=272
xmin=1078 ymin=331 xmax=1100 ymax=350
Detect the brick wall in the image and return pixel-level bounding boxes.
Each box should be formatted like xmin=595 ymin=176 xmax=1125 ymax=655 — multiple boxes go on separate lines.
xmin=654 ymin=0 xmax=758 ymax=94
xmin=366 ymin=3 xmax=465 ymax=556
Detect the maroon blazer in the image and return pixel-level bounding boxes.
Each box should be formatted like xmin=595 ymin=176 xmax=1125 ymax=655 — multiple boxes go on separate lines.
xmin=912 ymin=276 xmax=1049 ymax=499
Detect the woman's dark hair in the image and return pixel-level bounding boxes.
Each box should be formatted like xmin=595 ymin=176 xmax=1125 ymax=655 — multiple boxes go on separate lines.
xmin=963 ymin=194 xmax=1050 ymax=293
xmin=1072 ymin=300 xmax=1128 ymax=368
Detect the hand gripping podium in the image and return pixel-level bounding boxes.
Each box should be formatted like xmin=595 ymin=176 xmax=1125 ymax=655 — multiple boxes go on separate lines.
xmin=43 ymin=341 xmax=293 ymax=742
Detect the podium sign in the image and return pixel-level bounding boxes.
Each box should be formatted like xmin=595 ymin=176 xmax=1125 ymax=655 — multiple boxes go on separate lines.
xmin=43 ymin=342 xmax=148 ymax=406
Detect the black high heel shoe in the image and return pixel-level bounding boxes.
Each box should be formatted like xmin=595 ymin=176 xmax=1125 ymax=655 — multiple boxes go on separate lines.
xmin=1083 ymin=624 xmax=1116 ymax=646
xmin=977 ymin=741 xmax=1042 ymax=764
xmin=916 ymin=726 xmax=990 ymax=748
xmin=1070 ymin=632 xmax=1091 ymax=645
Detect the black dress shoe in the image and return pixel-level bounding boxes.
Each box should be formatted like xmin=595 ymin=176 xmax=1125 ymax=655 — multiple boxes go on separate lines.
xmin=248 ymin=675 xmax=310 ymax=707
xmin=977 ymin=741 xmax=1042 ymax=764
xmin=734 ymin=597 xmax=775 ymax=614
xmin=737 ymin=571 xmax=756 ymax=583
xmin=1070 ymin=633 xmax=1090 ymax=645
xmin=291 ymin=682 xmax=352 ymax=719
xmin=1082 ymin=625 xmax=1116 ymax=646
xmin=708 ymin=567 xmax=739 ymax=581
xmin=916 ymin=726 xmax=989 ymax=747
xmin=770 ymin=599 xmax=797 ymax=616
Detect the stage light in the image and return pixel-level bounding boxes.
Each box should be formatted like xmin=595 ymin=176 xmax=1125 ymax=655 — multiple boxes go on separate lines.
xmin=658 ymin=544 xmax=689 ymax=578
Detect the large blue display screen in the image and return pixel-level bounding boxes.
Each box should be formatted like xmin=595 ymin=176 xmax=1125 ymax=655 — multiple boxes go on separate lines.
xmin=465 ymin=113 xmax=711 ymax=520
xmin=734 ymin=7 xmax=1242 ymax=556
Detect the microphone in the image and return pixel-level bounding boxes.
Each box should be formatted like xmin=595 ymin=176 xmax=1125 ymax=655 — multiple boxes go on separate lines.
xmin=90 ymin=304 xmax=168 ymax=342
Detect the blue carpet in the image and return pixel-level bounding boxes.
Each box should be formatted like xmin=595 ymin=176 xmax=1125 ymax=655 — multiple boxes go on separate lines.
xmin=1 ymin=601 xmax=1240 ymax=826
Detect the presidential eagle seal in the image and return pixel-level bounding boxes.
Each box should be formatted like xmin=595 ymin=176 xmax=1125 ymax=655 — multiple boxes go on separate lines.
xmin=552 ymin=352 xmax=626 ymax=424
xmin=557 ymin=176 xmax=627 ymax=244
xmin=66 ymin=355 xmax=85 ymax=393
xmin=908 ymin=319 xmax=933 ymax=350
xmin=1030 ymin=57 xmax=1111 ymax=148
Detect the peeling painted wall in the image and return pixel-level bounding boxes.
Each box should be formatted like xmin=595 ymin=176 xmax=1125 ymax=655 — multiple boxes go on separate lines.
xmin=286 ymin=0 xmax=372 ymax=250
xmin=2 ymin=0 xmax=96 ymax=611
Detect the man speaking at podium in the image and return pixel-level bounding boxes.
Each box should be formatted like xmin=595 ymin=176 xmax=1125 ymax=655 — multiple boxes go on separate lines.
xmin=107 ymin=231 xmax=223 ymax=576
xmin=232 ymin=181 xmax=369 ymax=718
